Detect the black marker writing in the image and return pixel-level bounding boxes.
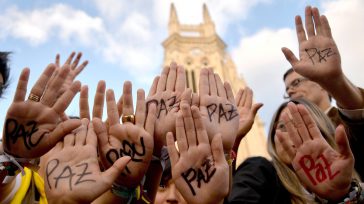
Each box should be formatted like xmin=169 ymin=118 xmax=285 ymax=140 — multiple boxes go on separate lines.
xmin=5 ymin=119 xmax=45 ymax=150
xmin=181 ymin=159 xmax=216 ymax=196
xmin=305 ymin=47 xmax=336 ymax=65
xmin=206 ymin=103 xmax=238 ymax=123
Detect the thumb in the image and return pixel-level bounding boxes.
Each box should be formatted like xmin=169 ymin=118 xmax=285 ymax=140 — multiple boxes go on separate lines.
xmin=49 ymin=119 xmax=81 ymax=146
xmin=281 ymin=47 xmax=299 ymax=67
xmin=101 ymin=156 xmax=131 ymax=185
xmin=211 ymin=134 xmax=226 ymax=164
xmin=335 ymin=124 xmax=353 ymax=158
xmin=251 ymin=103 xmax=263 ymax=116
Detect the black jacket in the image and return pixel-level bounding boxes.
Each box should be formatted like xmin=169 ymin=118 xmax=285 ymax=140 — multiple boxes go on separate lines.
xmin=227 ymin=157 xmax=291 ymax=204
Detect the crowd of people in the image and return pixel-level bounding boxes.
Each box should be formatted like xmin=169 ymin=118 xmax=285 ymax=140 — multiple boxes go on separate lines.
xmin=1 ymin=5 xmax=364 ymax=204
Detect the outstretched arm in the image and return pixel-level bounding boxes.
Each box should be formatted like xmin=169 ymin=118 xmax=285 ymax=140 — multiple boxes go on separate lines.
xmin=282 ymin=6 xmax=363 ymax=109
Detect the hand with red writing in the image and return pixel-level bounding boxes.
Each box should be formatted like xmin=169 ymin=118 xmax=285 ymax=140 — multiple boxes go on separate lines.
xmin=53 ymin=52 xmax=88 ymax=96
xmin=199 ymin=68 xmax=239 ymax=152
xmin=44 ymin=119 xmax=131 ymax=204
xmin=233 ymin=87 xmax=263 ymax=152
xmin=146 ymin=62 xmax=186 ymax=156
xmin=278 ymin=102 xmax=354 ymax=201
xmin=166 ymin=104 xmax=229 ymax=204
xmin=281 ymin=6 xmax=342 ymax=85
xmin=93 ymin=81 xmax=156 ymax=188
xmin=2 ymin=65 xmax=81 ymax=158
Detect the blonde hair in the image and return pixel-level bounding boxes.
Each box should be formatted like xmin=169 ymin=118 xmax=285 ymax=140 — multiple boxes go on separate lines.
xmin=267 ymin=99 xmax=337 ymax=204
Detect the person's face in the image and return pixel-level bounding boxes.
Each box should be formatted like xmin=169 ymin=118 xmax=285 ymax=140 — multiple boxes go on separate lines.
xmin=273 ymin=107 xmax=294 ymax=165
xmin=284 ymin=72 xmax=326 ymax=106
xmin=155 ymin=179 xmax=187 ymax=204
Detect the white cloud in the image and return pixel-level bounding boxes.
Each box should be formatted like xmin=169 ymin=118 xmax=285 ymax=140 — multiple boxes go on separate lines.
xmin=0 ymin=4 xmax=104 ymax=46
xmin=93 ymin=0 xmax=125 ymax=21
xmin=321 ymin=0 xmax=364 ymax=88
xmin=232 ymin=28 xmax=297 ymax=127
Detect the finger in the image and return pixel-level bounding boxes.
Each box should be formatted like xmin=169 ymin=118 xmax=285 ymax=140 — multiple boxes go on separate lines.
xmin=74 ymin=60 xmax=88 ymax=76
xmin=101 ymin=156 xmax=131 ymax=185
xmin=251 ymin=103 xmax=263 ymax=116
xmin=281 ymin=47 xmax=299 ymax=67
xmin=208 ymin=69 xmax=217 ymax=96
xmin=176 ymin=113 xmax=188 ymax=154
xmin=181 ymin=103 xmax=196 ymax=147
xmin=175 ymin=65 xmax=186 ymax=93
xmin=215 ymin=74 xmax=226 ymax=98
xmin=13 ymin=68 xmax=30 ymax=102
xmin=75 ymin=118 xmax=89 ymax=146
xmin=116 ymin=94 xmax=123 ymax=117
xmin=180 ymin=88 xmax=192 ymax=107
xmin=64 ymin=51 xmax=76 ymax=65
xmin=71 ymin=52 xmax=82 ymax=69
xmin=287 ymin=102 xmax=311 ymax=142
xmin=86 ymin=122 xmax=98 ymax=148
xmin=191 ymin=93 xmax=199 ymax=107
xmin=235 ymin=89 xmax=243 ymax=107
xmin=106 ymin=89 xmax=119 ymax=126
xmin=335 ymin=124 xmax=353 ymax=158
xmin=320 ymin=15 xmax=333 ymax=39
xmin=275 ymin=130 xmax=296 ymax=160
xmin=312 ymin=7 xmax=322 ymax=35
xmin=199 ymin=68 xmax=209 ymax=96
xmin=295 ymin=15 xmax=307 ymax=43
xmin=93 ymin=80 xmax=106 ymax=119
xmin=282 ymin=111 xmax=302 ymax=148
xmin=157 ymin=66 xmax=169 ymax=92
xmin=122 ymin=81 xmax=134 ymax=116
xmin=191 ymin=106 xmax=209 ymax=145
xmin=243 ymin=87 xmax=253 ymax=108
xmin=211 ymin=134 xmax=225 ymax=164
xmin=53 ymin=81 xmax=81 ymax=114
xmin=135 ymin=89 xmax=146 ymax=128
xmin=41 ymin=65 xmax=70 ymax=106
xmin=166 ymin=132 xmax=179 ymax=167
xmin=148 ymin=76 xmax=159 ymax=97
xmin=92 ymin=118 xmax=109 ymax=148
xmin=55 ymin=54 xmax=60 ymax=67
xmin=297 ymin=104 xmax=322 ymax=140
xmin=305 ymin=6 xmax=315 ymax=38
xmin=79 ymin=85 xmax=90 ymax=120
xmin=29 ymin=64 xmax=56 ymax=102
xmin=224 ymin=82 xmax=235 ymax=104
xmin=63 ymin=133 xmax=75 ymax=147
xmin=166 ymin=62 xmax=177 ymax=91
xmin=60 ymin=113 xmax=69 ymax=121
xmin=145 ymin=102 xmax=157 ymax=136
xmin=49 ymin=119 xmax=81 ymax=148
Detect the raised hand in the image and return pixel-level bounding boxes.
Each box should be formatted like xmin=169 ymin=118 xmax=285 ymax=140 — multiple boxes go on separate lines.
xmin=146 ymin=62 xmax=186 ymax=155
xmin=281 ymin=6 xmax=342 ymax=83
xmin=233 ymin=87 xmax=263 ymax=152
xmin=277 ymin=102 xmax=353 ymax=201
xmin=94 ymin=81 xmax=156 ymax=187
xmin=2 ymin=65 xmax=81 ymax=158
xmin=54 ymin=52 xmax=88 ymax=96
xmin=79 ymin=80 xmax=106 ymax=120
xmin=44 ymin=119 xmax=131 ymax=204
xmin=198 ymin=68 xmax=239 ymax=152
xmin=166 ymin=104 xmax=229 ymax=204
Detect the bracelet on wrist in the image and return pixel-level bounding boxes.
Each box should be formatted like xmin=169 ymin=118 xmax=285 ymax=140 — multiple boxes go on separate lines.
xmin=111 ymin=182 xmax=151 ymax=204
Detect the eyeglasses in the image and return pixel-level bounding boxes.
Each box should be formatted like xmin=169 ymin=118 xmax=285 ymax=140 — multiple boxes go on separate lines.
xmin=283 ymin=77 xmax=309 ymax=99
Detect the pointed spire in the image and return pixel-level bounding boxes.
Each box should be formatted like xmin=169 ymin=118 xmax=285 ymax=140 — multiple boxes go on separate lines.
xmin=169 ymin=3 xmax=179 ymax=24
xmin=203 ymin=3 xmax=212 ymax=23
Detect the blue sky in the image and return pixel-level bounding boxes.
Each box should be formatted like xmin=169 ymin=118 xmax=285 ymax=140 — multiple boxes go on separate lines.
xmin=0 ymin=0 xmax=363 ymax=135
